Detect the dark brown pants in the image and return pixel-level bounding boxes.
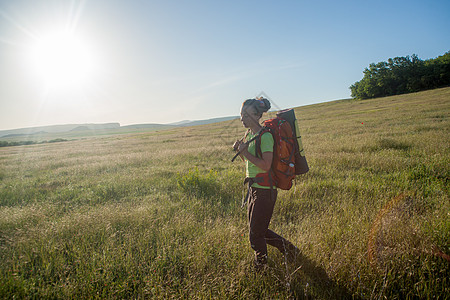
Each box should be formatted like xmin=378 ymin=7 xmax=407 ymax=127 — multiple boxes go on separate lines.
xmin=247 ymin=187 xmax=290 ymax=259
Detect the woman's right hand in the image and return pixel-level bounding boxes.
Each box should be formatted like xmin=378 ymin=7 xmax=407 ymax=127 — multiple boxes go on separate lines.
xmin=233 ymin=140 xmax=241 ymax=152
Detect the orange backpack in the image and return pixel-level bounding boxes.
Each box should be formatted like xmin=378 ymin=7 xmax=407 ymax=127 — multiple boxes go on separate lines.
xmin=249 ymin=109 xmax=309 ymax=190
xmin=254 ymin=117 xmax=295 ymax=189
xmin=232 ymin=109 xmax=309 ymax=190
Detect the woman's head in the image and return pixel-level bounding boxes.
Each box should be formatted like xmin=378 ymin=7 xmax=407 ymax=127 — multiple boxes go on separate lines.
xmin=240 ymin=97 xmax=271 ymax=129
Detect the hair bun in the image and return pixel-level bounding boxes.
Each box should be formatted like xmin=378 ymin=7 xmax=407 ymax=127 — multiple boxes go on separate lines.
xmin=242 ymin=97 xmax=271 ymax=115
xmin=257 ymin=97 xmax=271 ymax=113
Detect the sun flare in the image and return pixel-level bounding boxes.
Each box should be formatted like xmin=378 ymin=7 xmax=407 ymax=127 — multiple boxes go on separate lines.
xmin=29 ymin=30 xmax=96 ymax=90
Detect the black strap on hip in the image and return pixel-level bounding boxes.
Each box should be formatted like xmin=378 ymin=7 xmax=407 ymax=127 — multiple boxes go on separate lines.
xmin=242 ymin=177 xmax=258 ymax=207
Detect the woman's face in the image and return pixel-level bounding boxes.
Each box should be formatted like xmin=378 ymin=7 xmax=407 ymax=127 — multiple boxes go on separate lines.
xmin=240 ymin=105 xmax=260 ymax=128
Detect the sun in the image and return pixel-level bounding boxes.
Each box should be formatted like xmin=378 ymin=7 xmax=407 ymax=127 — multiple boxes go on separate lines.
xmin=29 ymin=30 xmax=96 ymax=91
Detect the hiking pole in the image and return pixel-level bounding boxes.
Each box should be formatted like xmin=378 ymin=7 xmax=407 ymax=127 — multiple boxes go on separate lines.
xmin=231 ymin=150 xmax=242 ymax=162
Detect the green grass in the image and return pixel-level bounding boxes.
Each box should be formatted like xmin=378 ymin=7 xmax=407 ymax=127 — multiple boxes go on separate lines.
xmin=0 ymin=87 xmax=449 ymax=299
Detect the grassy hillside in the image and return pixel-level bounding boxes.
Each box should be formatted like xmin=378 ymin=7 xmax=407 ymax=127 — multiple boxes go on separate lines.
xmin=0 ymin=87 xmax=449 ymax=299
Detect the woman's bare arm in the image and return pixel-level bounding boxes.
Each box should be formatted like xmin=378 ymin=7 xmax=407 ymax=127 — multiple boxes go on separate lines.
xmin=238 ymin=143 xmax=273 ymax=171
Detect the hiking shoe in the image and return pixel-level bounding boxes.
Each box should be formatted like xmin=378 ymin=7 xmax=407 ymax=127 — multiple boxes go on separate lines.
xmin=254 ymin=254 xmax=268 ymax=272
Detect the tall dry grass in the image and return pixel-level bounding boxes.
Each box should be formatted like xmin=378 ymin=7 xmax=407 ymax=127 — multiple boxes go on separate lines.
xmin=0 ymin=87 xmax=449 ymax=298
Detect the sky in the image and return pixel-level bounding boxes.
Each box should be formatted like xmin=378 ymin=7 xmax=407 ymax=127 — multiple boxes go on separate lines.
xmin=0 ymin=0 xmax=449 ymax=131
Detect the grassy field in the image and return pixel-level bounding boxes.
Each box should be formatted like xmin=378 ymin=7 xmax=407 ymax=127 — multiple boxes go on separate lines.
xmin=0 ymin=87 xmax=449 ymax=299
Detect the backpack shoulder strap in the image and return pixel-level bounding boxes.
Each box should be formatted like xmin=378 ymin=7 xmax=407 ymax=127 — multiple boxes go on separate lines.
xmin=254 ymin=127 xmax=271 ymax=158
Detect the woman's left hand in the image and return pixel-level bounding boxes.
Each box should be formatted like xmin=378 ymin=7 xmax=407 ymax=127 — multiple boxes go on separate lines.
xmin=238 ymin=142 xmax=248 ymax=153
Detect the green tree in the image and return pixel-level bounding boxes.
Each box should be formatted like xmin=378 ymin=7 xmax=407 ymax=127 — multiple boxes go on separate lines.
xmin=350 ymin=52 xmax=450 ymax=99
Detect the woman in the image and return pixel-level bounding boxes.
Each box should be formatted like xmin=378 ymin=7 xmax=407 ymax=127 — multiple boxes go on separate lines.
xmin=233 ymin=98 xmax=298 ymax=270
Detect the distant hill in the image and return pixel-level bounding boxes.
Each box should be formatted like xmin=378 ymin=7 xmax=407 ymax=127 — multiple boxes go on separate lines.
xmin=2 ymin=131 xmax=48 ymax=138
xmin=0 ymin=117 xmax=238 ymax=138
xmin=0 ymin=123 xmax=121 ymax=137
xmin=168 ymin=116 xmax=238 ymax=127
xmin=168 ymin=120 xmax=192 ymax=126
xmin=70 ymin=126 xmax=91 ymax=132
xmin=122 ymin=116 xmax=238 ymax=129
xmin=121 ymin=124 xmax=174 ymax=130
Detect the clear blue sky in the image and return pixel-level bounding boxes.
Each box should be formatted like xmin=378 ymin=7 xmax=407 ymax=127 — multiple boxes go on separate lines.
xmin=0 ymin=0 xmax=449 ymax=130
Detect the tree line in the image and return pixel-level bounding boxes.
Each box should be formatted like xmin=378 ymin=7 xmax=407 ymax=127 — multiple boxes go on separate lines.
xmin=350 ymin=51 xmax=450 ymax=99
xmin=0 ymin=138 xmax=68 ymax=147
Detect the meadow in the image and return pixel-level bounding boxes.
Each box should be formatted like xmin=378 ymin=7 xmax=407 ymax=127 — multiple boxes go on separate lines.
xmin=0 ymin=87 xmax=449 ymax=299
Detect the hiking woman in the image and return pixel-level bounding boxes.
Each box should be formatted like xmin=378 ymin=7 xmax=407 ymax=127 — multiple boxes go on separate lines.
xmin=233 ymin=98 xmax=298 ymax=269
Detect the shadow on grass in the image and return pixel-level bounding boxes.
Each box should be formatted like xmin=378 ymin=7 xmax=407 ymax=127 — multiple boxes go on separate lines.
xmin=286 ymin=252 xmax=356 ymax=299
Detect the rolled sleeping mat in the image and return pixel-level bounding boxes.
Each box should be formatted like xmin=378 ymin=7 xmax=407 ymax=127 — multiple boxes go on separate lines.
xmin=277 ymin=109 xmax=309 ymax=175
